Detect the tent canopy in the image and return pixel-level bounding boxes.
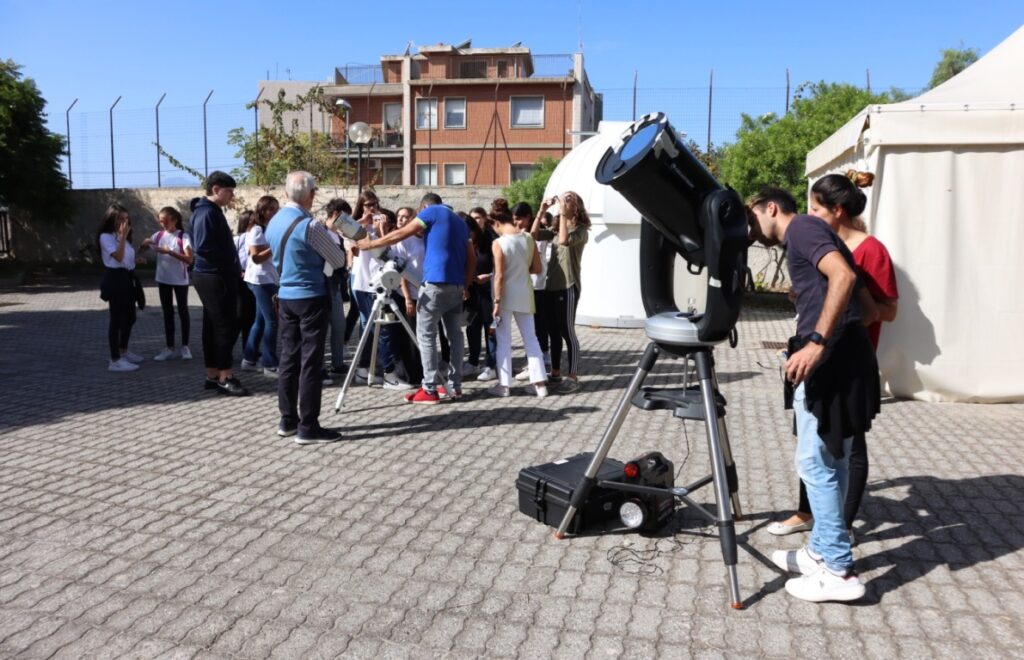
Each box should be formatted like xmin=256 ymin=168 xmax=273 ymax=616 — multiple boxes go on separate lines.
xmin=807 ymin=24 xmax=1024 ymax=173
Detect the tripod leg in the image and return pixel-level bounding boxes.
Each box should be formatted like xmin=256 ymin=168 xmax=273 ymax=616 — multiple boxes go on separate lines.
xmin=334 ymin=298 xmax=384 ymax=411
xmin=695 ymin=350 xmax=743 ymax=609
xmin=368 ymin=304 xmax=383 ymax=388
xmin=554 ymin=343 xmax=659 ymax=539
xmin=710 ymin=367 xmax=743 ymax=519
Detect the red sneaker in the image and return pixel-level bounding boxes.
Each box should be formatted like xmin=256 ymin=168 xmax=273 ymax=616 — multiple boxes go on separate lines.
xmin=405 ymin=387 xmax=440 ymax=404
xmin=437 ymin=384 xmax=463 ymax=400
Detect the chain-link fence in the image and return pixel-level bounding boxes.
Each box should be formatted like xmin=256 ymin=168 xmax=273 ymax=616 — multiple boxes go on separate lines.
xmin=57 ymin=77 xmax=900 ymax=190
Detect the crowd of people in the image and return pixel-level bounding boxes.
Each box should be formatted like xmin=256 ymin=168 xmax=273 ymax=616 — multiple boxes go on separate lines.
xmin=95 ymin=170 xmax=592 ymax=440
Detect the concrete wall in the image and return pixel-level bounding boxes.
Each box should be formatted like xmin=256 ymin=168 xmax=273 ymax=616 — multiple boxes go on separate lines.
xmin=8 ymin=185 xmax=504 ymax=264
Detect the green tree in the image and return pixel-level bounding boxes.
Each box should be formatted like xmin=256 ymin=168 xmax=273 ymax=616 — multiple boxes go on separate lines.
xmin=718 ymin=82 xmax=895 ymax=211
xmin=501 ymin=157 xmax=559 ymax=213
xmin=928 ymin=45 xmax=979 ymax=88
xmin=227 ymin=87 xmax=351 ymax=186
xmin=0 ymin=60 xmax=70 ymax=222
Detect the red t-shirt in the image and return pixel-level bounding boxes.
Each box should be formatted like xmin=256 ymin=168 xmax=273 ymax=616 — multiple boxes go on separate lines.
xmin=853 ymin=236 xmax=899 ymax=349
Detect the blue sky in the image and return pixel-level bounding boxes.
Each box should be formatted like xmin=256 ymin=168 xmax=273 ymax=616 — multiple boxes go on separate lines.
xmin=3 ymin=0 xmax=1022 ymax=187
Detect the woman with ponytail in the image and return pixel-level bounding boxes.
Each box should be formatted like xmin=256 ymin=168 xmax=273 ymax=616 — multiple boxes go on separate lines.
xmin=768 ymin=169 xmax=899 ymax=542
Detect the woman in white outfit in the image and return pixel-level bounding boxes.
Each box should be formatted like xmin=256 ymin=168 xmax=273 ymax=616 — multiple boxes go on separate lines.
xmin=488 ymin=211 xmax=548 ymax=398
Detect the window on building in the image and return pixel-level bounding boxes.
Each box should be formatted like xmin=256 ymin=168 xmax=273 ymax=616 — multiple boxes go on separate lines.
xmin=444 ymin=98 xmax=466 ymax=129
xmin=510 ymin=164 xmax=539 ymax=182
xmin=511 ymin=96 xmax=544 ymax=128
xmin=415 ymin=98 xmax=437 ymax=130
xmin=383 ymin=103 xmax=402 ymax=147
xmin=444 ymin=164 xmax=466 ymax=186
xmin=459 ymin=60 xmax=488 ymax=79
xmin=416 ymin=164 xmax=438 ymax=186
xmin=497 ymin=60 xmax=509 ymax=78
xmin=383 ymin=165 xmax=402 ymax=185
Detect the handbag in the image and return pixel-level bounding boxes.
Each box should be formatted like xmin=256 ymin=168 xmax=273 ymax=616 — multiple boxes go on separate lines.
xmin=132 ymin=272 xmax=146 ymax=310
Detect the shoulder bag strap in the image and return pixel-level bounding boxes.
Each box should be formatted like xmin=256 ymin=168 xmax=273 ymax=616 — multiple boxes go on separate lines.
xmin=277 ymin=216 xmax=305 ymax=275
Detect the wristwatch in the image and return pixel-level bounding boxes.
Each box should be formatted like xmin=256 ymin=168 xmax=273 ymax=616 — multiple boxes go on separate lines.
xmin=806 ymin=331 xmax=826 ymax=346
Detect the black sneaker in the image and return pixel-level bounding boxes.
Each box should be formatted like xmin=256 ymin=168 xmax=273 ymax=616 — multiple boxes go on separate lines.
xmin=295 ymin=426 xmax=343 ymax=445
xmin=217 ymin=377 xmax=250 ymax=397
xmin=204 ymin=377 xmax=219 ymax=391
xmin=328 ymin=365 xmax=347 ymax=377
xmin=277 ymin=419 xmax=298 ymax=437
xmin=321 ymin=368 xmax=334 ymax=386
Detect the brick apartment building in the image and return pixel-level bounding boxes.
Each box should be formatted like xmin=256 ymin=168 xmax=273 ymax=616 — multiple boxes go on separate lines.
xmin=258 ymin=42 xmax=601 ymax=187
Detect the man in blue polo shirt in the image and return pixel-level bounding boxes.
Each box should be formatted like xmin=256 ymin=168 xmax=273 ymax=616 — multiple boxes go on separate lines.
xmin=356 ymin=192 xmax=475 ymax=404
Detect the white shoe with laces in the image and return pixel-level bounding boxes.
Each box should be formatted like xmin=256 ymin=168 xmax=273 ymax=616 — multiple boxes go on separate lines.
xmin=180 ymin=346 xmax=192 ymax=360
xmin=477 ymin=366 xmax=496 ymax=381
xmin=524 ymin=383 xmax=548 ymax=399
xmin=785 ymin=565 xmax=866 ymax=602
xmin=122 ymin=351 xmax=144 ymax=364
xmin=771 ymin=547 xmax=822 ymax=576
xmin=514 ymin=367 xmax=531 ymax=382
xmin=108 ymin=358 xmax=139 ymax=372
xmin=154 ymin=347 xmax=177 ymax=361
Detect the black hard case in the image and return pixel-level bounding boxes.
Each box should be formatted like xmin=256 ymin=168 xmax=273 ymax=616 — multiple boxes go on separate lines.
xmin=516 ymin=452 xmax=626 ymax=534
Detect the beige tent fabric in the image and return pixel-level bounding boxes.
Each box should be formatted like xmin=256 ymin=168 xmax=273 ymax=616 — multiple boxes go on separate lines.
xmin=805 ymin=25 xmax=1024 ymax=402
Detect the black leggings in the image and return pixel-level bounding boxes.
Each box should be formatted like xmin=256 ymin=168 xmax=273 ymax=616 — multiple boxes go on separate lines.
xmin=798 ymin=431 xmax=869 ymax=529
xmin=193 ymin=272 xmax=239 ymax=370
xmin=547 ymin=285 xmax=581 ymax=374
xmin=158 ymin=283 xmax=190 ymax=348
xmin=104 ymin=269 xmax=136 ymax=361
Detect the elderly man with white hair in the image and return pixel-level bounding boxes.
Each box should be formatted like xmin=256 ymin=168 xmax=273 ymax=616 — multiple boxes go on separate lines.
xmin=264 ymin=171 xmax=348 ymax=444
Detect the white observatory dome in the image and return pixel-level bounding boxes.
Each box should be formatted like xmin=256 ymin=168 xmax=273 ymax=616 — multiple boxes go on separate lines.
xmin=544 ymin=121 xmax=707 ymax=328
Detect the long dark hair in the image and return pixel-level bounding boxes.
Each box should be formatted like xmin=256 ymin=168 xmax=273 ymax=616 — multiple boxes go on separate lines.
xmin=810 ymin=170 xmax=875 ymax=231
xmin=96 ymin=203 xmax=129 ymax=251
xmin=353 ymin=190 xmax=380 ymax=218
xmin=236 ymin=210 xmax=256 ymax=235
xmin=254 ymin=195 xmax=279 ymax=228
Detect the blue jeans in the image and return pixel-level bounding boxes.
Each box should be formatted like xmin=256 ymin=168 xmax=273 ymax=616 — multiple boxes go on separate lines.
xmin=244 ymin=282 xmax=279 ymax=368
xmin=793 ymin=382 xmax=854 ymax=574
xmin=353 ymin=288 xmax=396 ymax=372
xmin=327 ymin=271 xmax=346 ymax=370
xmin=417 ymin=283 xmax=464 ymax=390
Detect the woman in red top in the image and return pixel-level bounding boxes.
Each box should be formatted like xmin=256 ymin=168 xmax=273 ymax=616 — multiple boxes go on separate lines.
xmin=768 ymin=170 xmax=899 ymax=542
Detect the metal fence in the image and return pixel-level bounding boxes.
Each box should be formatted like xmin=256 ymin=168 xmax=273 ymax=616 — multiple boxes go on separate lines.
xmin=57 ymin=78 xmax=905 ymax=190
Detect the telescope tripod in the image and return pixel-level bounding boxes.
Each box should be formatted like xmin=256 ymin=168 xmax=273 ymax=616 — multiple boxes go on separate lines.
xmin=554 ymin=341 xmax=744 ymax=609
xmin=334 ymin=286 xmax=418 ymax=411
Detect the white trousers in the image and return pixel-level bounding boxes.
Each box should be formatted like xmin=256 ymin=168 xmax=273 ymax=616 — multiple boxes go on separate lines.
xmin=495 ymin=309 xmax=546 ymax=387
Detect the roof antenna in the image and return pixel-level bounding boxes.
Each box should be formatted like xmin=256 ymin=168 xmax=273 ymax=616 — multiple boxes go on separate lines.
xmin=403 ymin=41 xmax=413 ymax=56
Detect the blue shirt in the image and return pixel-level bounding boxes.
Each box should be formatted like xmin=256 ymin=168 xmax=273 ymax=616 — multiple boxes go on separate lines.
xmin=265 ymin=206 xmax=327 ymax=300
xmin=416 ymin=204 xmax=469 ymax=286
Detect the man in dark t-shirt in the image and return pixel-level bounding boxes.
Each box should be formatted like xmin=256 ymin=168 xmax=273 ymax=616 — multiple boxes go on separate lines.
xmin=748 ymin=187 xmax=879 ymax=604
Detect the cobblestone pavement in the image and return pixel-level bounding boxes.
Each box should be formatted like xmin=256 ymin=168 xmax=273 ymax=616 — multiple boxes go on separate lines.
xmin=1 ymin=277 xmax=1023 ymax=659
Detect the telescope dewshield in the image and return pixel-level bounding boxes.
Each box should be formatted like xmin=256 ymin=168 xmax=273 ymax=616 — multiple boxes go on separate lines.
xmin=595 ymin=112 xmax=747 ymax=344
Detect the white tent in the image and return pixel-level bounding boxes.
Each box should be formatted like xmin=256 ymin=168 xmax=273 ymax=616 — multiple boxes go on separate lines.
xmin=806 ymin=25 xmax=1024 ymax=402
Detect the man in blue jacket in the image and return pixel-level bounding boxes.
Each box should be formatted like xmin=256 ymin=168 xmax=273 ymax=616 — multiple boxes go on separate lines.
xmin=191 ymin=170 xmax=248 ymax=396
xmin=265 ymin=171 xmax=348 ymax=444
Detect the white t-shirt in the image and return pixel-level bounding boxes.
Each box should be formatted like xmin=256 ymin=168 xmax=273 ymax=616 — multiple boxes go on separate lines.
xmin=234 ymin=234 xmax=248 ymax=272
xmin=392 ymin=235 xmax=425 ymax=300
xmin=149 ymin=230 xmax=192 ymax=286
xmin=351 ymin=225 xmax=383 ymax=293
xmin=532 ymin=239 xmax=551 ymax=290
xmin=243 ymin=225 xmax=279 ymax=285
xmin=99 ymin=233 xmax=135 ymax=270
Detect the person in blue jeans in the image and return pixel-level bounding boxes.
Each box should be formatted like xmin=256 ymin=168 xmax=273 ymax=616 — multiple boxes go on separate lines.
xmin=356 ymin=192 xmax=475 ymax=404
xmin=242 ymin=196 xmax=282 ymax=375
xmin=747 ymin=186 xmax=880 ymax=603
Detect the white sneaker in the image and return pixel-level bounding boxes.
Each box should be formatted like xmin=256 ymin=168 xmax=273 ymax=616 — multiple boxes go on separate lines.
xmin=477 ymin=366 xmax=496 ymax=381
xmin=383 ymin=371 xmax=415 ymax=391
xmin=771 ymin=547 xmax=822 ymax=576
xmin=180 ymin=346 xmax=193 ymax=360
xmin=122 ymin=351 xmax=144 ymax=364
xmin=263 ymin=367 xmax=279 ymax=378
xmin=240 ymin=359 xmax=259 ymax=371
xmin=154 ymin=347 xmax=177 ymax=361
xmin=487 ymin=384 xmax=510 ymax=398
xmin=525 ymin=383 xmax=548 ymax=398
xmin=108 ymin=358 xmax=139 ymax=372
xmin=514 ymin=367 xmax=531 ymax=382
xmin=785 ymin=566 xmax=866 ymax=602
xmin=355 ymin=367 xmax=383 ymax=385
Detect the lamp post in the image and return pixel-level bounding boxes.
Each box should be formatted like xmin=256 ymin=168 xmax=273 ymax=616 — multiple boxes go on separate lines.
xmin=335 ymin=98 xmax=351 ymax=166
xmin=348 ymin=121 xmax=372 ymax=196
